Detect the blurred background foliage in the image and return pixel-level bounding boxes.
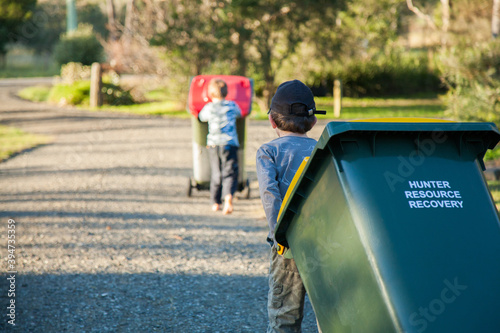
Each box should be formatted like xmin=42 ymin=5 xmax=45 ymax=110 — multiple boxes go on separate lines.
xmin=53 ymin=23 xmax=104 ymax=66
xmin=1 ymin=0 xmax=499 ymax=123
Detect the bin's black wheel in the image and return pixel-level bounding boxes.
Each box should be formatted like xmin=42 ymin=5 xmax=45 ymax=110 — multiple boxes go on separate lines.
xmin=241 ymin=179 xmax=251 ymax=199
xmin=187 ymin=177 xmax=193 ymax=197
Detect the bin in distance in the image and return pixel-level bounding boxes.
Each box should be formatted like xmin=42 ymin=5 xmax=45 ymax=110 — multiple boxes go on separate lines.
xmin=186 ymin=75 xmax=253 ymax=198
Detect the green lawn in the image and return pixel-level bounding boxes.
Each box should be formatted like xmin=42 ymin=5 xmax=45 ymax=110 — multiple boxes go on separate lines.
xmin=17 ymin=85 xmax=52 ymax=102
xmin=0 ymin=65 xmax=59 ymax=79
xmin=486 ymin=180 xmax=500 ymax=211
xmin=18 ymin=82 xmax=448 ymax=121
xmin=250 ymin=96 xmax=446 ymax=120
xmin=17 ymin=85 xmax=191 ymax=118
xmin=0 ymin=125 xmax=52 ymax=162
xmin=0 ymin=47 xmax=59 ymax=78
xmin=98 ymin=100 xmax=190 ymax=118
xmin=11 ymin=87 xmax=452 ymax=161
xmin=322 ymin=97 xmax=446 ymax=120
xmin=3 ymin=92 xmax=500 ymax=213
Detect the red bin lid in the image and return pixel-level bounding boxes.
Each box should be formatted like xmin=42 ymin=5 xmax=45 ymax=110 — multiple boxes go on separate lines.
xmin=187 ymin=75 xmax=253 ymax=117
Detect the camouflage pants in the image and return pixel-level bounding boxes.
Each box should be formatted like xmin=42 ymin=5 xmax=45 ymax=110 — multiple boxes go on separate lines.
xmin=267 ymin=246 xmax=307 ymax=333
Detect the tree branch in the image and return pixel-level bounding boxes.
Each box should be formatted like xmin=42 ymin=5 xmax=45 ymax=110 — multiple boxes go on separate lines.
xmin=406 ymin=0 xmax=438 ymax=30
xmin=493 ymin=0 xmax=500 ymax=38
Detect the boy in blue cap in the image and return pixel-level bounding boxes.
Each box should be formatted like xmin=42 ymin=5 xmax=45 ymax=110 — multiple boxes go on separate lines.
xmin=256 ymin=80 xmax=325 ymax=332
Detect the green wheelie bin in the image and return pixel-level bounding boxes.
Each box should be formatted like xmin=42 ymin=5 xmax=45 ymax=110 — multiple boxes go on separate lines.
xmin=275 ymin=118 xmax=500 ymax=333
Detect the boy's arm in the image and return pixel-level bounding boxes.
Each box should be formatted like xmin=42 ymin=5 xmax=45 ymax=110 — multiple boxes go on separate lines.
xmin=256 ymin=147 xmax=282 ymax=244
xmin=198 ymin=104 xmax=211 ymax=122
xmin=234 ymin=102 xmax=242 ymax=118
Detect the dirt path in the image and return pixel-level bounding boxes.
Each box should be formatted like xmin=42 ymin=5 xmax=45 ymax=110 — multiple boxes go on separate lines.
xmin=0 ymin=78 xmax=323 ymax=332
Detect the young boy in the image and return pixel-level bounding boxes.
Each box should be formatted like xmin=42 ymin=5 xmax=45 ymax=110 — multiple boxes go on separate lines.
xmin=199 ymin=78 xmax=242 ymax=215
xmin=256 ymin=80 xmax=324 ymax=332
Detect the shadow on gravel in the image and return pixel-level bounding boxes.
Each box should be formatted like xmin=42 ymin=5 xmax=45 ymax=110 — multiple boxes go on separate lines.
xmin=0 ymin=210 xmax=264 ymax=232
xmin=1 ymin=166 xmax=192 ymax=178
xmin=0 ymin=272 xmax=318 ymax=332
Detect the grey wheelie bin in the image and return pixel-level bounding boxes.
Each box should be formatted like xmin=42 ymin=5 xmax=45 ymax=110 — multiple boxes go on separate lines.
xmin=275 ymin=119 xmax=500 ymax=333
xmin=186 ymin=75 xmax=253 ymax=198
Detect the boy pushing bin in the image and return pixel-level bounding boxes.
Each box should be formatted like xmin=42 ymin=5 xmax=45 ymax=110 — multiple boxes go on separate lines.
xmin=186 ymin=75 xmax=253 ymax=207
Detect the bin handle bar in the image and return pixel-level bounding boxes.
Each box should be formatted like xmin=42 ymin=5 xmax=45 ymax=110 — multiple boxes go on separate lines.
xmin=277 ymin=243 xmax=287 ymax=255
xmin=371 ymin=132 xmax=377 ymax=156
xmin=327 ymin=140 xmax=344 ymax=172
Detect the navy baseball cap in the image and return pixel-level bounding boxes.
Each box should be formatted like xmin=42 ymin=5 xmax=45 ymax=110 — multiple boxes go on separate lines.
xmin=268 ymin=80 xmax=326 ymax=116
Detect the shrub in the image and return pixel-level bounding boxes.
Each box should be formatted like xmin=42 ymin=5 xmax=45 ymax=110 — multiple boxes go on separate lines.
xmin=60 ymin=62 xmax=91 ymax=83
xmin=47 ymin=80 xmax=135 ymax=107
xmin=438 ymin=40 xmax=500 ymax=123
xmin=311 ymin=48 xmax=444 ymax=97
xmin=47 ymin=80 xmax=91 ymax=105
xmin=101 ymin=83 xmax=135 ymax=106
xmin=18 ymin=85 xmax=51 ymax=102
xmin=53 ymin=24 xmax=104 ymax=66
xmin=344 ymin=52 xmax=443 ymax=97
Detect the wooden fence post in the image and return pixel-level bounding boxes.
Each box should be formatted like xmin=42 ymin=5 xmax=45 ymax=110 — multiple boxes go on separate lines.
xmin=333 ymin=79 xmax=342 ymax=118
xmin=90 ymin=62 xmax=103 ymax=108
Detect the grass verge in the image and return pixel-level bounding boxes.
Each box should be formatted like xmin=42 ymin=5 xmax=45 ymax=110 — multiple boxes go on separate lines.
xmin=18 ymin=84 xmax=189 ymax=117
xmin=250 ymin=97 xmax=446 ymax=120
xmin=18 ymin=81 xmax=447 ymax=121
xmin=98 ymin=100 xmax=189 ymax=118
xmin=0 ymin=125 xmax=52 ymax=162
xmin=19 ymin=82 xmax=447 ymax=120
xmin=487 ymin=180 xmax=500 ymax=211
xmin=0 ymin=65 xmax=59 ymax=79
xmin=17 ymin=85 xmax=52 ymax=102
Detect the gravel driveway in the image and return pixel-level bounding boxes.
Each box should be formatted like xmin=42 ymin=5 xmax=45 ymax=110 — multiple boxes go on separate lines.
xmin=0 ymin=78 xmax=324 ymax=332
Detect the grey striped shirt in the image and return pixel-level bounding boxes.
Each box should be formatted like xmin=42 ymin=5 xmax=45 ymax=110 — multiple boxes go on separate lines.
xmin=199 ymin=100 xmax=242 ymax=147
xmin=256 ymin=136 xmax=317 ymax=245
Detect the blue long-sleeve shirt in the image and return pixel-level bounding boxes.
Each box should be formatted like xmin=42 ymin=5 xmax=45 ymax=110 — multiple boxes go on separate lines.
xmin=198 ymin=100 xmax=241 ymax=147
xmin=256 ymin=136 xmax=317 ymax=245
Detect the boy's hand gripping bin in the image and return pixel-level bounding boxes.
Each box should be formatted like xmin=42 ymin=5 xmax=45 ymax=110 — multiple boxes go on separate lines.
xmin=186 ymin=75 xmax=253 ymax=197
xmin=275 ymin=120 xmax=500 ymax=333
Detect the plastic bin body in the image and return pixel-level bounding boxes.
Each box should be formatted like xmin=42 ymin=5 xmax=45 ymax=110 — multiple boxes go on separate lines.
xmin=275 ymin=120 xmax=500 ymax=332
xmin=187 ymin=75 xmax=252 ymax=190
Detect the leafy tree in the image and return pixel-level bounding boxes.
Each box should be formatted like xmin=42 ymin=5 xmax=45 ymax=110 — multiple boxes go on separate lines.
xmin=53 ymin=23 xmax=104 ymax=66
xmin=438 ymin=40 xmax=500 ymax=123
xmin=18 ymin=1 xmax=108 ymax=56
xmin=17 ymin=1 xmax=65 ymax=56
xmin=494 ymin=0 xmax=500 ymax=38
xmin=404 ymin=1 xmax=498 ymax=121
xmin=404 ymin=0 xmax=493 ymax=46
xmin=299 ymin=0 xmax=402 ymax=86
xmin=151 ymin=0 xmax=228 ymax=76
xmin=235 ymin=0 xmax=346 ymax=105
xmin=152 ymin=0 xmax=346 ymax=107
xmin=0 ymin=0 xmax=37 ymax=65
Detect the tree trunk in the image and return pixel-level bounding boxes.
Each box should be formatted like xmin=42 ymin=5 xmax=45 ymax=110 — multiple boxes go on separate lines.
xmin=106 ymin=0 xmax=119 ymax=41
xmin=493 ymin=0 xmax=500 ymax=38
xmin=66 ymin=0 xmax=78 ymax=33
xmin=262 ymin=53 xmax=274 ymax=110
xmin=406 ymin=0 xmax=451 ymax=47
xmin=441 ymin=0 xmax=450 ymax=45
xmin=0 ymin=54 xmax=6 ymax=69
xmin=406 ymin=0 xmax=437 ymax=30
xmin=233 ymin=28 xmax=248 ymax=76
xmin=124 ymin=0 xmax=135 ymax=47
xmin=260 ymin=29 xmax=275 ymax=110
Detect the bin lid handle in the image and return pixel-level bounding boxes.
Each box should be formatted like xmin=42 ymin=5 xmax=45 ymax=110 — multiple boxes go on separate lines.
xmin=277 ymin=157 xmax=310 ymax=221
xmin=277 ymin=243 xmax=293 ymax=258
